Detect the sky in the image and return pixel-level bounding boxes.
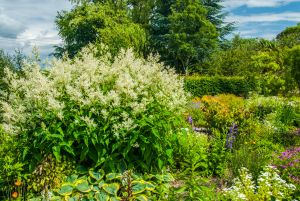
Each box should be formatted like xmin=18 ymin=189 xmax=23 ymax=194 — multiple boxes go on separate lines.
xmin=223 ymin=0 xmax=300 ymax=39
xmin=0 ymin=0 xmax=300 ymax=58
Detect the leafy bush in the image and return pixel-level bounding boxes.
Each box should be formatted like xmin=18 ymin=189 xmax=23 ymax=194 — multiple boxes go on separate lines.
xmin=172 ymin=131 xmax=209 ymax=175
xmin=224 ymin=166 xmax=296 ymax=201
xmin=42 ymin=169 xmax=174 ymax=201
xmin=199 ymin=94 xmax=246 ymax=130
xmin=184 ymin=76 xmax=256 ymax=97
xmin=1 ymin=48 xmax=188 ymax=172
xmin=228 ymin=142 xmax=283 ymax=181
xmin=0 ymin=128 xmax=25 ymax=200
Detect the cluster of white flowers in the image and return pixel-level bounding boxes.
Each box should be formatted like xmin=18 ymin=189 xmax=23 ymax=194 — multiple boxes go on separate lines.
xmin=1 ymin=48 xmax=188 ymax=139
xmin=224 ymin=166 xmax=296 ymax=201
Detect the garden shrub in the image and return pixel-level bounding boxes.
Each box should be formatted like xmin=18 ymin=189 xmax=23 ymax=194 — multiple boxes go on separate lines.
xmin=42 ymin=169 xmax=174 ymax=201
xmin=1 ymin=48 xmax=188 ymax=172
xmin=188 ymin=94 xmax=246 ymax=131
xmin=0 ymin=127 xmax=25 ymax=200
xmin=184 ymin=76 xmax=256 ymax=97
xmin=172 ymin=131 xmax=209 ymax=175
xmin=228 ymin=142 xmax=283 ymax=181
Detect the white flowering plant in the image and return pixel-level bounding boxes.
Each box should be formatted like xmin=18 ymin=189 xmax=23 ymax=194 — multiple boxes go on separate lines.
xmin=224 ymin=166 xmax=296 ymax=201
xmin=1 ymin=47 xmax=188 ymax=172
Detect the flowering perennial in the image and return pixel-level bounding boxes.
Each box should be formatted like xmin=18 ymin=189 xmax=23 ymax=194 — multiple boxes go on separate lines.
xmin=224 ymin=166 xmax=296 ymax=201
xmin=1 ymin=48 xmax=188 ymax=170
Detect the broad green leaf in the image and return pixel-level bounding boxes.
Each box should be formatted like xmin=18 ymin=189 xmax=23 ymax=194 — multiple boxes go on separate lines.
xmin=102 ymin=183 xmax=120 ymax=196
xmin=158 ymin=159 xmax=163 ymax=169
xmin=144 ymin=182 xmax=155 ymax=191
xmin=132 ymin=181 xmax=155 ymax=195
xmin=98 ymin=180 xmax=105 ymax=188
xmin=75 ymin=179 xmax=91 ymax=193
xmin=132 ymin=181 xmax=147 ymax=195
xmin=68 ymin=196 xmax=79 ymax=201
xmin=66 ymin=174 xmax=79 ymax=183
xmin=95 ymin=191 xmax=110 ymax=201
xmin=49 ymin=196 xmax=63 ymax=201
xmin=89 ymin=169 xmax=105 ymax=181
xmin=110 ymin=197 xmax=121 ymax=201
xmin=58 ymin=184 xmax=73 ymax=196
xmin=52 ymin=146 xmax=61 ymax=161
xmin=155 ymin=174 xmax=174 ymax=182
xmin=106 ymin=173 xmax=122 ymax=181
xmin=135 ymin=194 xmax=148 ymax=201
xmin=93 ymin=185 xmax=100 ymax=192
xmin=76 ymin=165 xmax=88 ymax=175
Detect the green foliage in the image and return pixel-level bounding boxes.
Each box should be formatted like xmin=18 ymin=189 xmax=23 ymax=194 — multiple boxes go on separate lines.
xmin=201 ymin=0 xmax=235 ymax=40
xmin=48 ymin=169 xmax=173 ymax=201
xmin=1 ymin=48 xmax=188 ymax=172
xmin=184 ymin=76 xmax=256 ymax=97
xmin=273 ymin=147 xmax=300 ymax=199
xmin=173 ymin=131 xmax=209 ymax=175
xmin=26 ymin=155 xmax=76 ymax=198
xmin=285 ymin=45 xmax=300 ymax=91
xmin=276 ymin=23 xmax=300 ymax=47
xmin=55 ymin=3 xmax=146 ymax=58
xmin=228 ymin=142 xmax=282 ymax=181
xmin=224 ymin=166 xmax=296 ymax=201
xmin=0 ymin=128 xmax=25 ymax=200
xmin=0 ymin=49 xmax=25 ymax=102
xmin=201 ymin=36 xmax=261 ymax=75
xmin=165 ymin=0 xmax=218 ymax=74
xmin=207 ymin=130 xmax=227 ymax=176
xmin=201 ymin=36 xmax=298 ymax=95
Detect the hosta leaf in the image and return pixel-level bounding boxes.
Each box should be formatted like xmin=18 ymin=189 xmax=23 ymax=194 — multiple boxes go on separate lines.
xmin=49 ymin=196 xmax=63 ymax=201
xmin=68 ymin=197 xmax=79 ymax=201
xmin=66 ymin=174 xmax=79 ymax=183
xmin=106 ymin=173 xmax=122 ymax=181
xmin=95 ymin=191 xmax=110 ymax=201
xmin=132 ymin=181 xmax=147 ymax=195
xmin=89 ymin=169 xmax=105 ymax=181
xmin=93 ymin=185 xmax=100 ymax=192
xmin=155 ymin=174 xmax=174 ymax=182
xmin=132 ymin=181 xmax=155 ymax=195
xmin=110 ymin=197 xmax=121 ymax=201
xmin=144 ymin=182 xmax=155 ymax=191
xmin=135 ymin=194 xmax=148 ymax=201
xmin=102 ymin=183 xmax=120 ymax=196
xmin=98 ymin=180 xmax=105 ymax=188
xmin=76 ymin=165 xmax=89 ymax=175
xmin=75 ymin=179 xmax=91 ymax=193
xmin=58 ymin=184 xmax=73 ymax=196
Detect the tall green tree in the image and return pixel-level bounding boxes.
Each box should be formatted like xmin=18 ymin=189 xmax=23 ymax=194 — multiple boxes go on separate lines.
xmin=201 ymin=0 xmax=235 ymax=40
xmin=150 ymin=0 xmax=218 ymax=73
xmin=167 ymin=0 xmax=218 ymax=73
xmin=55 ymin=2 xmax=146 ymax=58
xmin=285 ymin=45 xmax=300 ymax=91
xmin=276 ymin=23 xmax=300 ymax=48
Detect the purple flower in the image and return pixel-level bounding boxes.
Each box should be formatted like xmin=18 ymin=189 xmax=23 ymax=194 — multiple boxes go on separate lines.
xmin=226 ymin=122 xmax=238 ymax=149
xmin=187 ymin=115 xmax=193 ymax=125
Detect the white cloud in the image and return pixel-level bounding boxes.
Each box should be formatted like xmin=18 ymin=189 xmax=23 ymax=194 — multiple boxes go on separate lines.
xmin=0 ymin=0 xmax=72 ymax=58
xmin=0 ymin=11 xmax=25 ymax=38
xmin=226 ymin=12 xmax=300 ymax=24
xmin=223 ymin=0 xmax=300 ymax=10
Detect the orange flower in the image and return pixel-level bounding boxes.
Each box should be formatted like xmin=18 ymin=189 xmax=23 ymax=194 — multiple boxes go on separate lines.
xmin=15 ymin=180 xmax=22 ymax=186
xmin=12 ymin=192 xmax=18 ymax=198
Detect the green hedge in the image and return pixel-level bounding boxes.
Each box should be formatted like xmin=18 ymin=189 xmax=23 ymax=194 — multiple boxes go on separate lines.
xmin=184 ymin=76 xmax=257 ymax=97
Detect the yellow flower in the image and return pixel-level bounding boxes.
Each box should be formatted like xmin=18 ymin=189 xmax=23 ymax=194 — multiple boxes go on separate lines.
xmin=12 ymin=192 xmax=18 ymax=199
xmin=15 ymin=180 xmax=22 ymax=186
